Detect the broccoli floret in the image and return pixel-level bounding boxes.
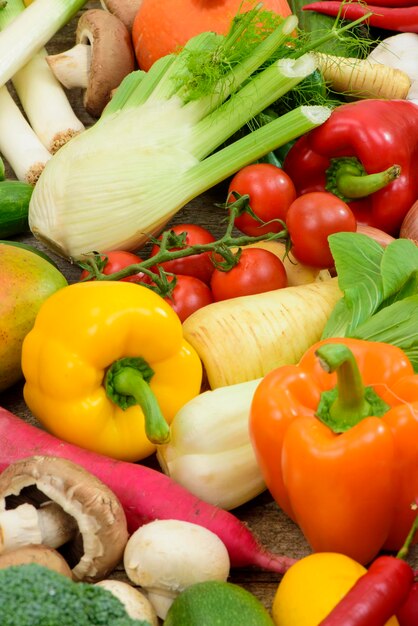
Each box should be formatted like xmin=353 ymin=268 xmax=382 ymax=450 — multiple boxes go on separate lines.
xmin=0 ymin=563 xmax=151 ymax=626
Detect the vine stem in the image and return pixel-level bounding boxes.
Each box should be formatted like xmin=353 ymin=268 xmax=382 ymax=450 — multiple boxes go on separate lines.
xmin=78 ymin=196 xmax=289 ymax=289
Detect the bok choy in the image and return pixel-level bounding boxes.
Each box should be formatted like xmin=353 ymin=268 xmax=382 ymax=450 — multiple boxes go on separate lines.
xmin=322 ymin=232 xmax=418 ymax=371
xmin=29 ymin=9 xmax=331 ymax=260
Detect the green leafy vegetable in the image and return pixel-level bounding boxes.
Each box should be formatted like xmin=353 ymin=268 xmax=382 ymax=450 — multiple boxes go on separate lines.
xmin=29 ymin=9 xmax=329 ymax=260
xmin=29 ymin=4 xmax=374 ymax=261
xmin=322 ymin=232 xmax=418 ymax=370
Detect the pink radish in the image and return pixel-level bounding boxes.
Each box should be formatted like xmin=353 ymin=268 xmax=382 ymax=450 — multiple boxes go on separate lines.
xmin=0 ymin=406 xmax=296 ymax=573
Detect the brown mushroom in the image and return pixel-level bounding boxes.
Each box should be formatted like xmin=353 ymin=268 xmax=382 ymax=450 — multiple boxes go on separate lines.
xmin=100 ymin=0 xmax=143 ymax=31
xmin=46 ymin=9 xmax=135 ymax=117
xmin=0 ymin=456 xmax=129 ymax=582
xmin=0 ymin=544 xmax=73 ymax=578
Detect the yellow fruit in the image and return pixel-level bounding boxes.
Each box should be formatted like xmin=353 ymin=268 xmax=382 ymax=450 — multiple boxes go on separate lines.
xmin=272 ymin=552 xmax=399 ymax=626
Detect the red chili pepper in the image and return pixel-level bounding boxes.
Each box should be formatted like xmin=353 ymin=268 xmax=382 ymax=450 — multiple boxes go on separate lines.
xmin=318 ymin=555 xmax=414 ymax=625
xmin=397 ymin=582 xmax=418 ymax=626
xmin=318 ymin=515 xmax=418 ymax=626
xmin=303 ymin=2 xmax=418 ymax=32
xmin=367 ymin=0 xmax=418 ymax=4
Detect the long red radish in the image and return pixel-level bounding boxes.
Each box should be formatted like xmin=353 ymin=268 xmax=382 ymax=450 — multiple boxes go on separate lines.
xmin=0 ymin=406 xmax=296 ymax=573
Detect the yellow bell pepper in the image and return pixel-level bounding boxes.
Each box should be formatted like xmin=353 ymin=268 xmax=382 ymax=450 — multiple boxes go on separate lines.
xmin=272 ymin=552 xmax=399 ymax=626
xmin=21 ymin=281 xmax=202 ymax=461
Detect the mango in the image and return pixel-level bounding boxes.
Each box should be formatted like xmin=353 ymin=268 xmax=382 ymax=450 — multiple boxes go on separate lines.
xmin=0 ymin=243 xmax=67 ymax=392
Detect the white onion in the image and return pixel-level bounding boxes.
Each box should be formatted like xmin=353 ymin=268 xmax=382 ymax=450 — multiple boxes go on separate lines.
xmin=400 ymin=201 xmax=418 ymax=244
xmin=356 ymin=224 xmax=395 ymax=247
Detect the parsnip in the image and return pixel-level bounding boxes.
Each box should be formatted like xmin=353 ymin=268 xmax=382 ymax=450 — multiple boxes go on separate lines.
xmin=182 ymin=278 xmax=342 ymax=388
xmin=157 ymin=378 xmax=265 ymax=510
xmin=314 ymin=53 xmax=411 ymax=100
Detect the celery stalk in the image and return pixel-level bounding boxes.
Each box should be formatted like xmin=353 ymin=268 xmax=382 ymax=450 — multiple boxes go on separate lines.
xmin=0 ymin=0 xmax=87 ymax=88
xmin=182 ymin=105 xmax=331 ymax=201
xmin=28 ymin=9 xmax=332 ymax=260
xmin=190 ymin=54 xmax=318 ymax=160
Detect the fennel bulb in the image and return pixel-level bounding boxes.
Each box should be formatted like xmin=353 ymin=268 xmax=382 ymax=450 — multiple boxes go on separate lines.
xmin=29 ymin=10 xmax=331 ymax=260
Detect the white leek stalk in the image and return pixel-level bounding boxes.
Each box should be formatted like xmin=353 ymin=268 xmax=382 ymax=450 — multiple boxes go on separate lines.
xmin=0 ymin=0 xmax=88 ymax=88
xmin=157 ymin=379 xmax=264 ymax=510
xmin=0 ymin=0 xmax=84 ymax=153
xmin=12 ymin=50 xmax=85 ymax=153
xmin=29 ymin=12 xmax=332 ymax=259
xmin=0 ymin=85 xmax=51 ymax=183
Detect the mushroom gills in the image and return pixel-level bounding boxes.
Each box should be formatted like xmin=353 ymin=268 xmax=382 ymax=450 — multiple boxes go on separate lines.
xmin=0 ymin=456 xmax=129 ymax=582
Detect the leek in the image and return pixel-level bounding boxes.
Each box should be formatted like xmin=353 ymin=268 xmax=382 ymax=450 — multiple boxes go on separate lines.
xmin=0 ymin=85 xmax=51 ymax=184
xmin=0 ymin=0 xmax=84 ymax=153
xmin=0 ymin=0 xmax=87 ymax=88
xmin=29 ymin=10 xmax=332 ymax=260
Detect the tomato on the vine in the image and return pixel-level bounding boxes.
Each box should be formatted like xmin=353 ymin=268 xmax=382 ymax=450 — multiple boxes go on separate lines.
xmin=228 ymin=163 xmax=296 ymax=236
xmin=150 ymin=223 xmax=216 ymax=285
xmin=286 ymin=191 xmax=357 ymax=269
xmin=79 ymin=250 xmax=148 ymax=283
xmin=162 ymin=274 xmax=214 ymax=322
xmin=210 ymin=247 xmax=288 ymax=301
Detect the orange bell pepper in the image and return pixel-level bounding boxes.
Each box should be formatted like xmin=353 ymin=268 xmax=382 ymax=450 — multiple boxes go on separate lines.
xmin=249 ymin=337 xmax=418 ymax=565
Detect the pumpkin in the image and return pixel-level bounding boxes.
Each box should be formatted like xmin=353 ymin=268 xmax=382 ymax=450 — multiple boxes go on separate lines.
xmin=132 ymin=0 xmax=293 ymax=70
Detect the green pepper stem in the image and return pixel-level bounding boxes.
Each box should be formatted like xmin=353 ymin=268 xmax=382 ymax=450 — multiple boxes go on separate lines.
xmin=396 ymin=510 xmax=418 ymax=561
xmin=315 ymin=343 xmax=390 ymax=433
xmin=326 ymin=157 xmax=401 ymax=202
xmin=105 ymin=358 xmax=170 ymax=445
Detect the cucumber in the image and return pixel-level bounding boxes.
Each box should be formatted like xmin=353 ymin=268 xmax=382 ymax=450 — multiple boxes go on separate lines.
xmin=0 ymin=180 xmax=33 ymax=238
xmin=164 ymin=580 xmax=275 ymax=626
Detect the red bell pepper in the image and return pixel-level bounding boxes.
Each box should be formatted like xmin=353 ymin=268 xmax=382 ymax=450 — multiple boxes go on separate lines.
xmin=303 ymin=1 xmax=418 ymax=32
xmin=283 ymin=99 xmax=418 ymax=234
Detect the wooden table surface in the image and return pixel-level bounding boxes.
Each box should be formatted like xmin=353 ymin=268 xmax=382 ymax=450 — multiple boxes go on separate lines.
xmin=1 ymin=1 xmax=417 ymax=618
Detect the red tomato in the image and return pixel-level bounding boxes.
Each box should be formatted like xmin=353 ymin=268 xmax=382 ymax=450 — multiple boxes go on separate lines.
xmin=286 ymin=192 xmax=357 ymax=269
xmin=79 ymin=251 xmax=148 ymax=283
xmin=150 ymin=224 xmax=216 ymax=285
xmin=228 ymin=163 xmax=297 ymax=236
xmin=210 ymin=248 xmax=288 ymax=301
xmin=163 ymin=274 xmax=214 ymax=322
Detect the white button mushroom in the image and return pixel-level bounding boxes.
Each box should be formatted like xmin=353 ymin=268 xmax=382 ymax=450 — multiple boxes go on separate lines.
xmin=0 ymin=456 xmax=129 ymax=582
xmin=123 ymin=519 xmax=231 ymax=619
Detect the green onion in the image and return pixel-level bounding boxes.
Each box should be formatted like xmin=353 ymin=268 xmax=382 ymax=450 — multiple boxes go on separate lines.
xmin=29 ymin=10 xmax=332 ymax=260
xmin=0 ymin=0 xmax=87 ymax=88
